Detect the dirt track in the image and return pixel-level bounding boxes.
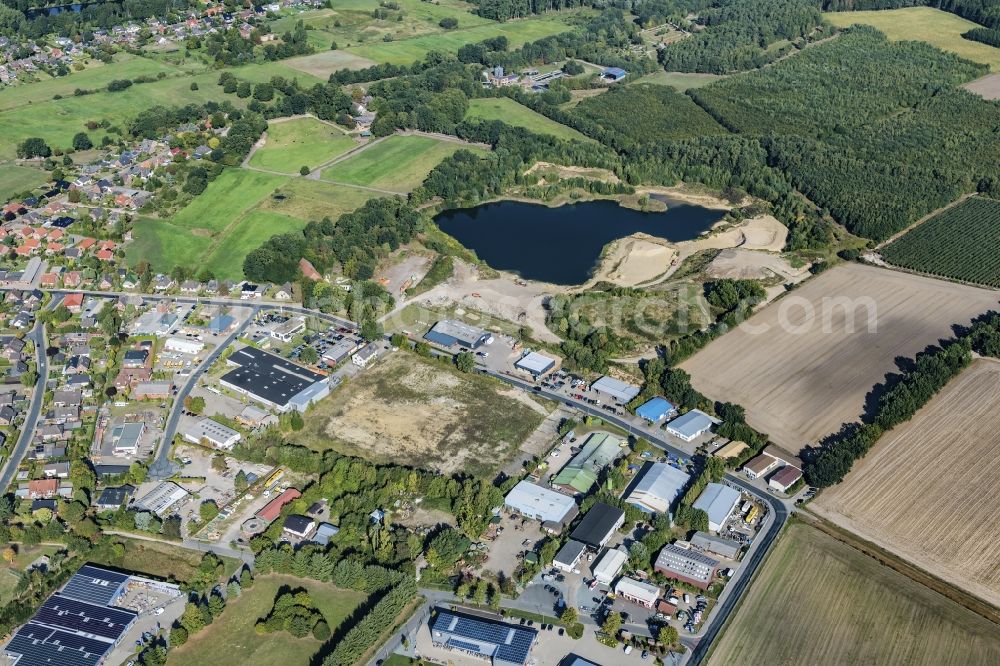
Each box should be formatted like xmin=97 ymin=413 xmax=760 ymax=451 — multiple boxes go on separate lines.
xmin=680 ymin=263 xmax=1000 ymax=450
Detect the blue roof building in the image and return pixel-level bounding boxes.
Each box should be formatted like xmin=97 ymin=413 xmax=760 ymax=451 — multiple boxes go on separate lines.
xmin=602 ymin=67 xmax=627 ymax=81
xmin=636 ymin=397 xmax=675 ymax=422
xmin=431 ymin=609 xmax=537 ymax=666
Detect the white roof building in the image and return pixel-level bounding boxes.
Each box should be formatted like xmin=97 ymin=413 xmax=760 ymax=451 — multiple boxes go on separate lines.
xmin=693 ymin=483 xmax=742 ymax=532
xmin=164 ymin=337 xmax=205 ymax=355
xmin=614 ymin=576 xmax=660 ymax=608
xmin=626 ymin=463 xmax=691 ymax=514
xmin=591 ymin=376 xmax=640 ymax=403
xmin=182 ymin=418 xmax=241 ymax=450
xmin=592 ymin=547 xmax=628 ymax=585
xmin=504 ymin=481 xmax=577 ymax=526
xmin=514 ymin=351 xmax=556 ymax=378
xmin=134 ymin=481 xmax=188 ymax=516
xmin=666 ymin=409 xmax=716 ymax=442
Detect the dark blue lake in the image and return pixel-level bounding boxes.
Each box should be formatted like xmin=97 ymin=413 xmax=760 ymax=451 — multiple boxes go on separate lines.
xmin=434 ymin=198 xmax=724 ymax=285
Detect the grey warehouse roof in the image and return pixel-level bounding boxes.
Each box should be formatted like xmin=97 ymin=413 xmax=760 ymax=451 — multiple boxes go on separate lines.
xmin=591 ymin=375 xmax=640 ymax=402
xmin=627 ymin=462 xmax=691 ymax=513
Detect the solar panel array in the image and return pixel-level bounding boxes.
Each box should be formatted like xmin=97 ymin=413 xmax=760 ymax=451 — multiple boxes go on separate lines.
xmin=432 ymin=610 xmax=536 ymax=665
xmin=3 ymin=567 xmax=139 ymax=666
xmin=60 ymin=565 xmax=130 ymax=606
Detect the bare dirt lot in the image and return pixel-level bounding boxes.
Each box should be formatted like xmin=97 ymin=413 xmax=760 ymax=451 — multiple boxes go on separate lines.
xmin=707 ymin=247 xmax=809 ymax=281
xmin=680 ymin=263 xmax=1000 ymax=450
xmin=965 ymin=73 xmax=1000 ymax=100
xmin=295 ymin=351 xmax=551 ymax=475
xmin=812 ymin=359 xmax=1000 ymax=608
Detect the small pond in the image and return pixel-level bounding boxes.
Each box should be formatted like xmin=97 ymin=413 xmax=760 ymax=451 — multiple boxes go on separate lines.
xmin=434 ymin=198 xmax=725 ymax=285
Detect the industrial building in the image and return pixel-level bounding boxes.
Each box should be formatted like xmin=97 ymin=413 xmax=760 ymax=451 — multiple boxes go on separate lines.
xmin=635 ymin=397 xmax=675 ymax=422
xmin=666 ymin=409 xmax=716 ymax=442
xmin=221 ymin=346 xmax=329 ymax=412
xmin=164 ymin=337 xmax=204 ymax=355
xmin=430 ymin=608 xmax=537 ymax=666
xmin=768 ymin=465 xmax=803 ymax=493
xmin=690 ymin=531 xmax=741 ymax=560
xmin=592 ymin=547 xmax=628 ymax=585
xmin=614 ymin=577 xmax=660 ymax=608
xmin=424 ymin=320 xmax=493 ymax=349
xmin=504 ymin=481 xmax=578 ymax=528
xmin=693 ymin=483 xmax=741 ymax=532
xmin=654 ymin=543 xmax=720 ymax=590
xmin=570 ymin=502 xmax=625 ymax=550
xmin=134 ymin=481 xmax=188 ymax=516
xmin=270 ymin=316 xmax=306 ymax=343
xmin=182 ymin=418 xmax=242 ymax=451
xmin=322 ymin=337 xmax=362 ymax=365
xmin=551 ymin=432 xmax=623 ymax=495
xmin=626 ymin=462 xmax=691 ymax=514
xmin=2 ymin=566 xmax=140 ymax=666
xmin=743 ymin=452 xmax=781 ymax=480
xmin=110 ymin=422 xmax=145 ymax=456
xmin=553 ymin=539 xmax=586 ymax=573
xmin=591 ymin=375 xmax=640 ymax=404
xmin=514 ymin=351 xmax=557 ymax=378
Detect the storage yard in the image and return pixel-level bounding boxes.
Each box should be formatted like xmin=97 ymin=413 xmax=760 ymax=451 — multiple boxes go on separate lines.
xmin=708 ymin=523 xmax=1000 ymax=666
xmin=812 ymin=359 xmax=1000 ymax=608
xmin=680 ymin=263 xmax=999 ymax=450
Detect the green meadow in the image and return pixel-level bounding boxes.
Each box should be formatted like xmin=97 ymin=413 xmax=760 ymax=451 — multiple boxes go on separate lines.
xmin=248 ymin=117 xmax=358 ymax=173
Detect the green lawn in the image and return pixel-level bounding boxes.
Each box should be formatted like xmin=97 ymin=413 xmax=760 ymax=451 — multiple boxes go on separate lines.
xmin=283 ymin=50 xmax=378 ymax=79
xmin=826 ymin=7 xmax=1000 ymax=71
xmin=249 ymin=117 xmax=357 ymax=173
xmin=344 ymin=12 xmax=580 ymax=64
xmin=321 ymin=135 xmax=487 ymax=192
xmin=255 ymin=178 xmax=380 ymax=221
xmin=0 ymin=544 xmax=62 ymax=604
xmin=465 ymin=97 xmax=592 ymax=142
xmin=90 ymin=538 xmax=240 ymax=583
xmin=170 ymin=169 xmax=289 ymax=232
xmin=0 ymin=164 xmax=49 ymax=201
xmin=201 ymin=210 xmax=309 ymax=279
xmin=169 ymin=574 xmax=367 ymax=666
xmin=632 ymin=70 xmax=725 ymax=90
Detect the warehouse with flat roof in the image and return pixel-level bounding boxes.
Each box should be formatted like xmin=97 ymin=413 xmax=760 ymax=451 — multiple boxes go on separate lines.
xmin=182 ymin=418 xmax=242 ymax=451
xmin=626 ymin=462 xmax=691 ymax=514
xmin=221 ymin=346 xmax=329 ymax=412
xmin=134 ymin=481 xmax=188 ymax=516
xmin=424 ymin=320 xmax=493 ymax=349
xmin=570 ymin=502 xmax=625 ymax=550
xmin=431 ymin=609 xmax=537 ymax=666
xmin=504 ymin=481 xmax=578 ymax=527
xmin=592 ymin=547 xmax=628 ymax=585
xmin=591 ymin=376 xmax=640 ymax=403
xmin=514 ymin=351 xmax=556 ymax=378
xmin=654 ymin=543 xmax=720 ymax=589
xmin=690 ymin=531 xmax=742 ymax=560
xmin=614 ymin=577 xmax=660 ymax=608
xmin=666 ymin=409 xmax=716 ymax=442
xmin=693 ymin=483 xmax=741 ymax=532
xmin=553 ymin=539 xmax=586 ymax=573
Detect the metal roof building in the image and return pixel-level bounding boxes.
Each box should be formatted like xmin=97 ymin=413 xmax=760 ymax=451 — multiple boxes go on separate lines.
xmin=665 ymin=409 xmax=715 ymax=442
xmin=592 ymin=547 xmax=628 ymax=585
xmin=692 ymin=483 xmax=741 ymax=532
xmin=553 ymin=539 xmax=586 ymax=572
xmin=769 ymin=465 xmax=803 ymax=493
xmin=133 ymin=481 xmax=188 ymax=517
xmin=635 ymin=397 xmax=675 ymax=422
xmin=690 ymin=531 xmax=741 ymax=560
xmin=182 ymin=418 xmax=241 ymax=450
xmin=626 ymin=462 xmax=691 ymax=514
xmin=221 ymin=346 xmax=328 ymax=412
xmin=504 ymin=481 xmax=577 ymax=526
xmin=614 ymin=576 xmax=660 ymax=608
xmin=551 ymin=432 xmax=623 ymax=494
xmin=430 ymin=609 xmax=537 ymax=666
xmin=570 ymin=502 xmax=625 ymax=550
xmin=514 ymin=351 xmax=556 ymax=378
xmin=424 ymin=320 xmax=492 ymax=349
xmin=591 ymin=376 xmax=640 ymax=403
xmin=654 ymin=543 xmax=720 ymax=590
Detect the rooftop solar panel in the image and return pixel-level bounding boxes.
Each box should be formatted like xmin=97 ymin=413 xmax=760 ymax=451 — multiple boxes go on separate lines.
xmin=5 ymin=633 xmax=102 ymax=666
xmin=432 ymin=611 xmax=536 ymax=665
xmin=35 ymin=595 xmax=136 ymax=640
xmin=60 ymin=566 xmax=130 ymax=606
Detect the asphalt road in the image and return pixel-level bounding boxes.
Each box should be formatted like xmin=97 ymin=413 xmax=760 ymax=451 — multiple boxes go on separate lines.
xmin=148 ymin=307 xmax=259 ymax=480
xmin=0 ymin=320 xmax=48 ymax=492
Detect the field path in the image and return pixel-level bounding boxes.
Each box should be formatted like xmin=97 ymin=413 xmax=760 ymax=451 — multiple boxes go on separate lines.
xmin=874 ymin=191 xmax=976 ymax=249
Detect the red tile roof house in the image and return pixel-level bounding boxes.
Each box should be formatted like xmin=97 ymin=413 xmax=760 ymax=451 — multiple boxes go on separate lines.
xmin=47 ymin=229 xmax=64 ymax=241
xmin=62 ymin=292 xmax=84 ymax=313
xmin=40 ymin=273 xmax=58 ymax=287
xmin=63 ymin=271 xmax=81 ymax=287
xmin=95 ymin=249 xmax=114 ymax=262
xmin=76 ymin=237 xmax=97 ymax=251
xmin=98 ymin=240 xmax=117 ymax=251
xmin=45 ymin=242 xmax=64 ymax=255
xmin=15 ymin=245 xmax=34 ymax=257
xmin=28 ymin=479 xmax=58 ymax=499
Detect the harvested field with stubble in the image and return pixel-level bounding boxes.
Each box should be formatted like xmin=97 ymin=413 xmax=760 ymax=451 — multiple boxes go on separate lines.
xmin=296 ymin=352 xmax=550 ymax=475
xmin=680 ymin=263 xmax=999 ymax=450
xmin=812 ymin=359 xmax=1000 ymax=608
xmin=708 ymin=523 xmax=1000 ymax=666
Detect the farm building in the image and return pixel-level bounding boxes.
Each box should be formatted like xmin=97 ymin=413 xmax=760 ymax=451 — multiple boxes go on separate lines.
xmin=553 ymin=539 xmax=587 ymax=573
xmin=654 ymin=543 xmax=720 ymax=590
xmin=221 ymin=346 xmax=329 ymax=412
xmin=602 ymin=67 xmax=628 ymax=82
xmin=743 ymin=453 xmax=781 ymax=480
xmin=551 ymin=432 xmax=623 ymax=494
xmin=614 ymin=576 xmax=660 ymax=608
xmin=693 ymin=483 xmax=741 ymax=532
xmin=182 ymin=418 xmax=241 ymax=451
xmin=666 ymin=409 xmax=716 ymax=442
xmin=134 ymin=481 xmax=188 ymax=516
xmin=164 ymin=337 xmax=204 ymax=355
xmin=636 ymin=397 xmax=675 ymax=422
xmin=591 ymin=375 xmax=641 ymax=403
xmin=570 ymin=502 xmax=625 ymax=550
xmin=593 ymin=547 xmax=628 ymax=585
xmin=515 ymin=351 xmax=557 ymax=378
xmin=769 ymin=465 xmax=803 ymax=493
xmin=424 ymin=320 xmax=493 ymax=349
xmin=504 ymin=481 xmax=578 ymax=527
xmin=690 ymin=531 xmax=742 ymax=560
xmin=626 ymin=462 xmax=691 ymax=514
xmin=430 ymin=608 xmax=537 ymax=666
